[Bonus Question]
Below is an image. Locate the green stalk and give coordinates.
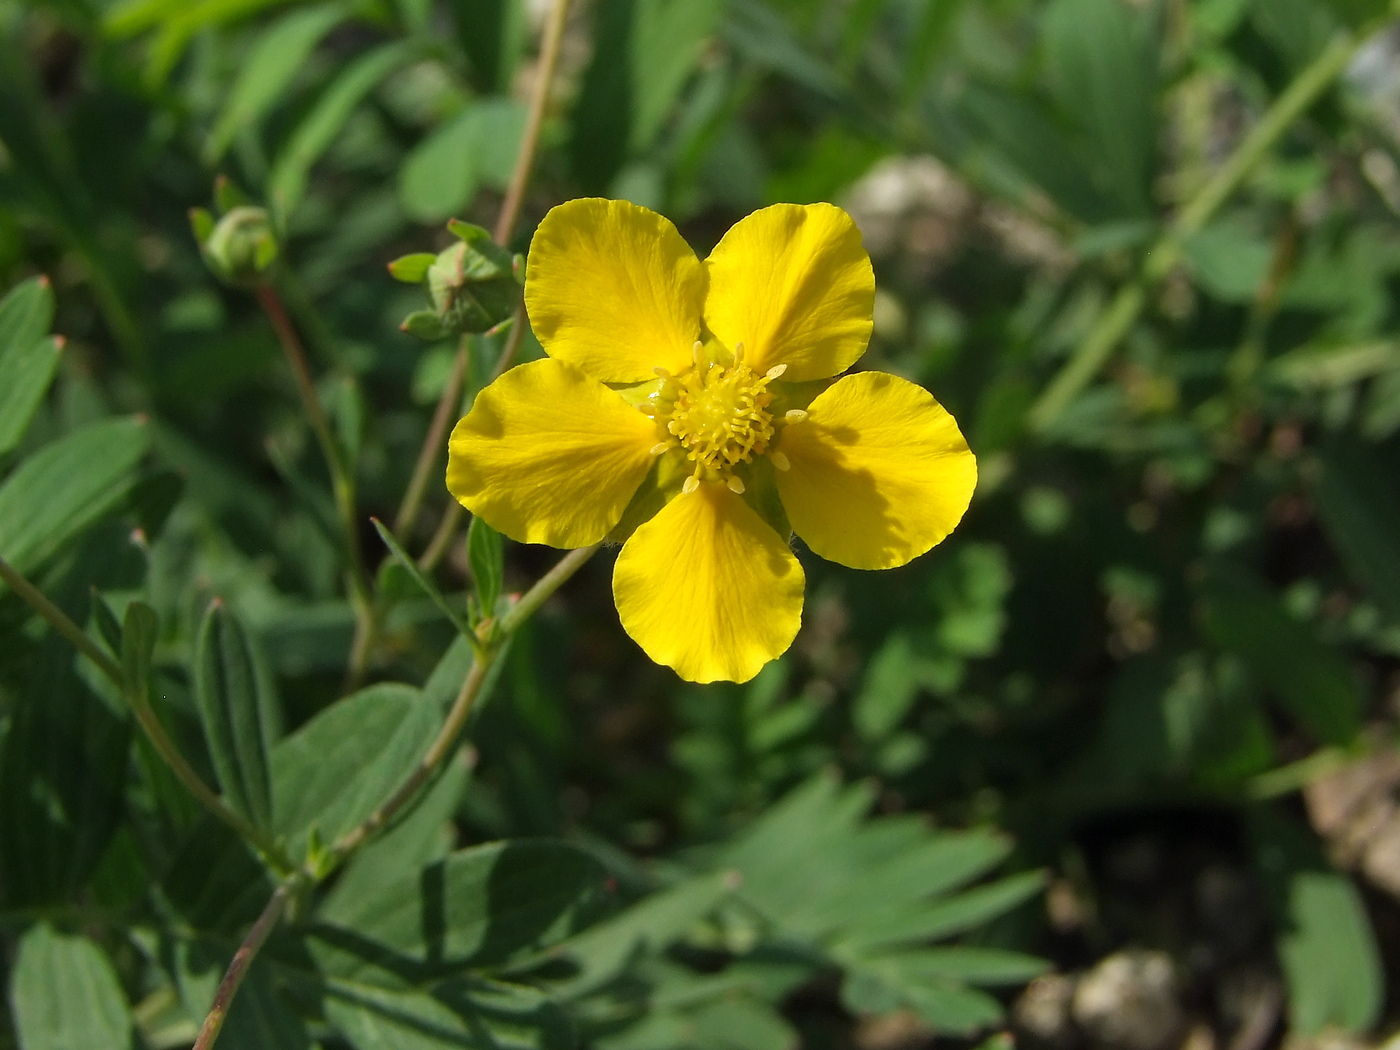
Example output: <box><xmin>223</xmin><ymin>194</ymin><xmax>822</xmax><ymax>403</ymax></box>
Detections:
<box><xmin>1027</xmin><ymin>28</ymin><xmax>1364</xmax><ymax>433</ymax></box>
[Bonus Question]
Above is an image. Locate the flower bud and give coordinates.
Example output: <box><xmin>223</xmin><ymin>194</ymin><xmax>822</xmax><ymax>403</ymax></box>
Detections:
<box><xmin>390</xmin><ymin>220</ymin><xmax>521</xmax><ymax>340</ymax></box>
<box><xmin>198</xmin><ymin>206</ymin><xmax>279</xmax><ymax>286</ymax></box>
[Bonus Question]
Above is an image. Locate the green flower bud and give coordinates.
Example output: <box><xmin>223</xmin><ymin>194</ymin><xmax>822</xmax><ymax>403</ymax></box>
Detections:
<box><xmin>200</xmin><ymin>206</ymin><xmax>279</xmax><ymax>286</ymax></box>
<box><xmin>390</xmin><ymin>221</ymin><xmax>521</xmax><ymax>340</ymax></box>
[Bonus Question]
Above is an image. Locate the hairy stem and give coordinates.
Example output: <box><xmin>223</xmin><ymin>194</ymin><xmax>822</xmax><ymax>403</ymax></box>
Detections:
<box><xmin>322</xmin><ymin>543</ymin><xmax>599</xmax><ymax>870</ymax></box>
<box><xmin>1027</xmin><ymin>28</ymin><xmax>1364</xmax><ymax>433</ymax></box>
<box><xmin>192</xmin><ymin>876</ymin><xmax>300</xmax><ymax>1050</ymax></box>
<box><xmin>494</xmin><ymin>0</ymin><xmax>573</xmax><ymax>247</ymax></box>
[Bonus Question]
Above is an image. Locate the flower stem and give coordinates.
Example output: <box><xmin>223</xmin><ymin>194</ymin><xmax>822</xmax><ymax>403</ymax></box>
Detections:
<box><xmin>254</xmin><ymin>284</ymin><xmax>376</xmax><ymax>681</ymax></box>
<box><xmin>394</xmin><ymin>337</ymin><xmax>470</xmax><ymax>538</ymax></box>
<box><xmin>1026</xmin><ymin>28</ymin><xmax>1363</xmax><ymax>433</ymax></box>
<box><xmin>0</xmin><ymin>555</ymin><xmax>122</xmax><ymax>686</ymax></box>
<box><xmin>192</xmin><ymin>875</ymin><xmax>301</xmax><ymax>1050</ymax></box>
<box><xmin>0</xmin><ymin>555</ymin><xmax>293</xmax><ymax>871</ymax></box>
<box><xmin>321</xmin><ymin>543</ymin><xmax>598</xmax><ymax>870</ymax></box>
<box><xmin>494</xmin><ymin>0</ymin><xmax>573</xmax><ymax>247</ymax></box>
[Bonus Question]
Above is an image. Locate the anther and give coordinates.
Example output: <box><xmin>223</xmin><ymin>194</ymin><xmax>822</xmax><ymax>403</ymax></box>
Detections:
<box><xmin>649</xmin><ymin>442</ymin><xmax>670</xmax><ymax>456</ymax></box>
<box><xmin>727</xmin><ymin>476</ymin><xmax>746</xmax><ymax>494</ymax></box>
<box><xmin>654</xmin><ymin>366</ymin><xmax>672</xmax><ymax>379</ymax></box>
<box><xmin>766</xmin><ymin>363</ymin><xmax>787</xmax><ymax>380</ymax></box>
<box><xmin>785</xmin><ymin>409</ymin><xmax>808</xmax><ymax>423</ymax></box>
<box><xmin>734</xmin><ymin>342</ymin><xmax>745</xmax><ymax>364</ymax></box>
<box><xmin>771</xmin><ymin>451</ymin><xmax>790</xmax><ymax>471</ymax></box>
<box><xmin>692</xmin><ymin>340</ymin><xmax>704</xmax><ymax>367</ymax></box>
<box><xmin>682</xmin><ymin>476</ymin><xmax>700</xmax><ymax>495</ymax></box>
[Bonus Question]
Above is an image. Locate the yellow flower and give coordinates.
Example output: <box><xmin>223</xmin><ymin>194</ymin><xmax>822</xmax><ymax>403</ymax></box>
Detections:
<box><xmin>447</xmin><ymin>198</ymin><xmax>976</xmax><ymax>684</ymax></box>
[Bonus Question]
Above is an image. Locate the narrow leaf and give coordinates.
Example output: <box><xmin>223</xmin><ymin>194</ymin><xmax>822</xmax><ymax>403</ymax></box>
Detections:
<box><xmin>195</xmin><ymin>600</ymin><xmax>278</xmax><ymax>831</ymax></box>
<box><xmin>467</xmin><ymin>515</ymin><xmax>503</xmax><ymax>621</ymax></box>
<box><xmin>0</xmin><ymin>338</ymin><xmax>61</xmax><ymax>458</ymax></box>
<box><xmin>373</xmin><ymin>518</ymin><xmax>475</xmax><ymax>641</ymax></box>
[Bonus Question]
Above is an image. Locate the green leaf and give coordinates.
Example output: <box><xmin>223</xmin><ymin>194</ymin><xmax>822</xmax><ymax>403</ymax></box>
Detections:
<box><xmin>0</xmin><ymin>277</ymin><xmax>59</xmax><ymax>457</ymax></box>
<box><xmin>450</xmin><ymin>0</ymin><xmax>528</xmax><ymax>94</ymax></box>
<box><xmin>842</xmin><ymin>962</ymin><xmax>1004</xmax><ymax>1034</ymax></box>
<box><xmin>90</xmin><ymin>591</ymin><xmax>124</xmax><ymax>655</ymax></box>
<box><xmin>569</xmin><ymin>0</ymin><xmax>725</xmax><ymax>192</ymax></box>
<box><xmin>0</xmin><ymin>638</ymin><xmax>131</xmax><ymax>907</ymax></box>
<box><xmin>270</xmin><ymin>683</ymin><xmax>439</xmax><ymax>858</ymax></box>
<box><xmin>312</xmin><ymin>840</ymin><xmax>608</xmax><ymax>983</ymax></box>
<box><xmin>853</xmin><ymin>632</ymin><xmax>919</xmax><ymax>741</ymax></box>
<box><xmin>1249</xmin><ymin>809</ymin><xmax>1382</xmax><ymax>1034</ymax></box>
<box><xmin>833</xmin><ymin>871</ymin><xmax>1047</xmax><ymax>953</ymax></box>
<box><xmin>554</xmin><ymin>870</ymin><xmax>736</xmax><ymax>996</ymax></box>
<box><xmin>1313</xmin><ymin>442</ymin><xmax>1400</xmax><ymax>625</ymax></box>
<box><xmin>10</xmin><ymin>923</ymin><xmax>132</xmax><ymax>1050</ymax></box>
<box><xmin>399</xmin><ymin>99</ymin><xmax>526</xmax><ymax>223</ymax></box>
<box><xmin>0</xmin><ymin>335</ymin><xmax>62</xmax><ymax>459</ymax></box>
<box><xmin>0</xmin><ymin>416</ymin><xmax>150</xmax><ymax>580</ymax></box>
<box><xmin>1200</xmin><ymin>569</ymin><xmax>1361</xmax><ymax>745</ymax></box>
<box><xmin>325</xmin><ymin>977</ymin><xmax>574</xmax><ymax>1050</ymax></box>
<box><xmin>372</xmin><ymin>518</ymin><xmax>475</xmax><ymax>641</ymax></box>
<box><xmin>1183</xmin><ymin>219</ymin><xmax>1274</xmax><ymax>303</ymax></box>
<box><xmin>268</xmin><ymin>39</ymin><xmax>423</xmax><ymax>218</ymax></box>
<box><xmin>119</xmin><ymin>599</ymin><xmax>158</xmax><ymax>702</ymax></box>
<box><xmin>0</xmin><ymin>275</ymin><xmax>55</xmax><ymax>353</ymax></box>
<box><xmin>195</xmin><ymin>600</ymin><xmax>279</xmax><ymax>831</ymax></box>
<box><xmin>1041</xmin><ymin>0</ymin><xmax>1158</xmax><ymax>217</ymax></box>
<box><xmin>320</xmin><ymin>756</ymin><xmax>468</xmax><ymax>920</ymax></box>
<box><xmin>467</xmin><ymin>515</ymin><xmax>503</xmax><ymax>623</ymax></box>
<box><xmin>206</xmin><ymin>3</ymin><xmax>347</xmax><ymax>160</ymax></box>
<box><xmin>859</xmin><ymin>947</ymin><xmax>1048</xmax><ymax>986</ymax></box>
<box><xmin>387</xmin><ymin>252</ymin><xmax>438</xmax><ymax>283</ymax></box>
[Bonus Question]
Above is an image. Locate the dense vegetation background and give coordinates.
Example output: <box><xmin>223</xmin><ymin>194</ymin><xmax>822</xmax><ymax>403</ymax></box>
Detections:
<box><xmin>4</xmin><ymin>0</ymin><xmax>1400</xmax><ymax>1047</ymax></box>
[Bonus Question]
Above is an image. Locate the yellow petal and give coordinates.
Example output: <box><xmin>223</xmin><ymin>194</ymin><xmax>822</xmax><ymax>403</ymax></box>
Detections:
<box><xmin>703</xmin><ymin>203</ymin><xmax>874</xmax><ymax>382</ymax></box>
<box><xmin>524</xmin><ymin>198</ymin><xmax>705</xmax><ymax>383</ymax></box>
<box><xmin>447</xmin><ymin>359</ymin><xmax>657</xmax><ymax>547</ymax></box>
<box><xmin>775</xmin><ymin>371</ymin><xmax>976</xmax><ymax>569</ymax></box>
<box><xmin>613</xmin><ymin>482</ymin><xmax>805</xmax><ymax>684</ymax></box>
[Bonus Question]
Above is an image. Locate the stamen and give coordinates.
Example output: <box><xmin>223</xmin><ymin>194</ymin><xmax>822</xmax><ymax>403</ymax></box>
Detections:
<box><xmin>649</xmin><ymin>442</ymin><xmax>670</xmax><ymax>456</ymax></box>
<box><xmin>771</xmin><ymin>451</ymin><xmax>790</xmax><ymax>471</ymax></box>
<box><xmin>785</xmin><ymin>409</ymin><xmax>808</xmax><ymax>423</ymax></box>
<box><xmin>692</xmin><ymin>340</ymin><xmax>704</xmax><ymax>367</ymax></box>
<box><xmin>727</xmin><ymin>476</ymin><xmax>746</xmax><ymax>494</ymax></box>
<box><xmin>766</xmin><ymin>363</ymin><xmax>787</xmax><ymax>380</ymax></box>
<box><xmin>682</xmin><ymin>476</ymin><xmax>700</xmax><ymax>495</ymax></box>
<box><xmin>734</xmin><ymin>342</ymin><xmax>745</xmax><ymax>365</ymax></box>
<box><xmin>654</xmin><ymin>366</ymin><xmax>672</xmax><ymax>379</ymax></box>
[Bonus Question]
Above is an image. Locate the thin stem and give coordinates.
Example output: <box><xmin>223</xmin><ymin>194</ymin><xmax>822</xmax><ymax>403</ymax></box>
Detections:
<box><xmin>322</xmin><ymin>543</ymin><xmax>599</xmax><ymax>870</ymax></box>
<box><xmin>494</xmin><ymin>0</ymin><xmax>574</xmax><ymax>246</ymax></box>
<box><xmin>255</xmin><ymin>284</ymin><xmax>376</xmax><ymax>682</ymax></box>
<box><xmin>417</xmin><ymin>307</ymin><xmax>529</xmax><ymax>574</ymax></box>
<box><xmin>418</xmin><ymin>503</ymin><xmax>464</xmax><ymax>574</ymax></box>
<box><xmin>1027</xmin><ymin>27</ymin><xmax>1364</xmax><ymax>433</ymax></box>
<box><xmin>0</xmin><ymin>555</ymin><xmax>122</xmax><ymax>686</ymax></box>
<box><xmin>394</xmin><ymin>339</ymin><xmax>469</xmax><ymax>537</ymax></box>
<box><xmin>0</xmin><ymin>555</ymin><xmax>293</xmax><ymax>870</ymax></box>
<box><xmin>192</xmin><ymin>876</ymin><xmax>300</xmax><ymax>1050</ymax></box>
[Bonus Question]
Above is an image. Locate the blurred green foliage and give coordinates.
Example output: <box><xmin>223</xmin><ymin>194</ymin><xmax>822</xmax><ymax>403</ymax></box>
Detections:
<box><xmin>4</xmin><ymin>0</ymin><xmax>1400</xmax><ymax>1046</ymax></box>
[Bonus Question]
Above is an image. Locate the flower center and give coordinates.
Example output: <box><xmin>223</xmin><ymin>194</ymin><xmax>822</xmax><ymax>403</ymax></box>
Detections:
<box><xmin>667</xmin><ymin>361</ymin><xmax>774</xmax><ymax>473</ymax></box>
<box><xmin>643</xmin><ymin>348</ymin><xmax>789</xmax><ymax>491</ymax></box>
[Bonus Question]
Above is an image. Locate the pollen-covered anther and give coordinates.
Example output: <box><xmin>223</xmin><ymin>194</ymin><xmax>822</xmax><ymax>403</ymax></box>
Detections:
<box><xmin>784</xmin><ymin>409</ymin><xmax>808</xmax><ymax>423</ymax></box>
<box><xmin>658</xmin><ymin>360</ymin><xmax>777</xmax><ymax>482</ymax></box>
<box><xmin>771</xmin><ymin>450</ymin><xmax>790</xmax><ymax>471</ymax></box>
<box><xmin>649</xmin><ymin>441</ymin><xmax>672</xmax><ymax>456</ymax></box>
<box><xmin>727</xmin><ymin>476</ymin><xmax>746</xmax><ymax>494</ymax></box>
<box><xmin>682</xmin><ymin>476</ymin><xmax>700</xmax><ymax>495</ymax></box>
<box><xmin>766</xmin><ymin>363</ymin><xmax>787</xmax><ymax>380</ymax></box>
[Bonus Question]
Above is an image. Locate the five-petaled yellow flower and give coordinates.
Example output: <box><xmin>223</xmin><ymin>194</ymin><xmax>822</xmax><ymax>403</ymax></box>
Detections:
<box><xmin>447</xmin><ymin>198</ymin><xmax>976</xmax><ymax>684</ymax></box>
